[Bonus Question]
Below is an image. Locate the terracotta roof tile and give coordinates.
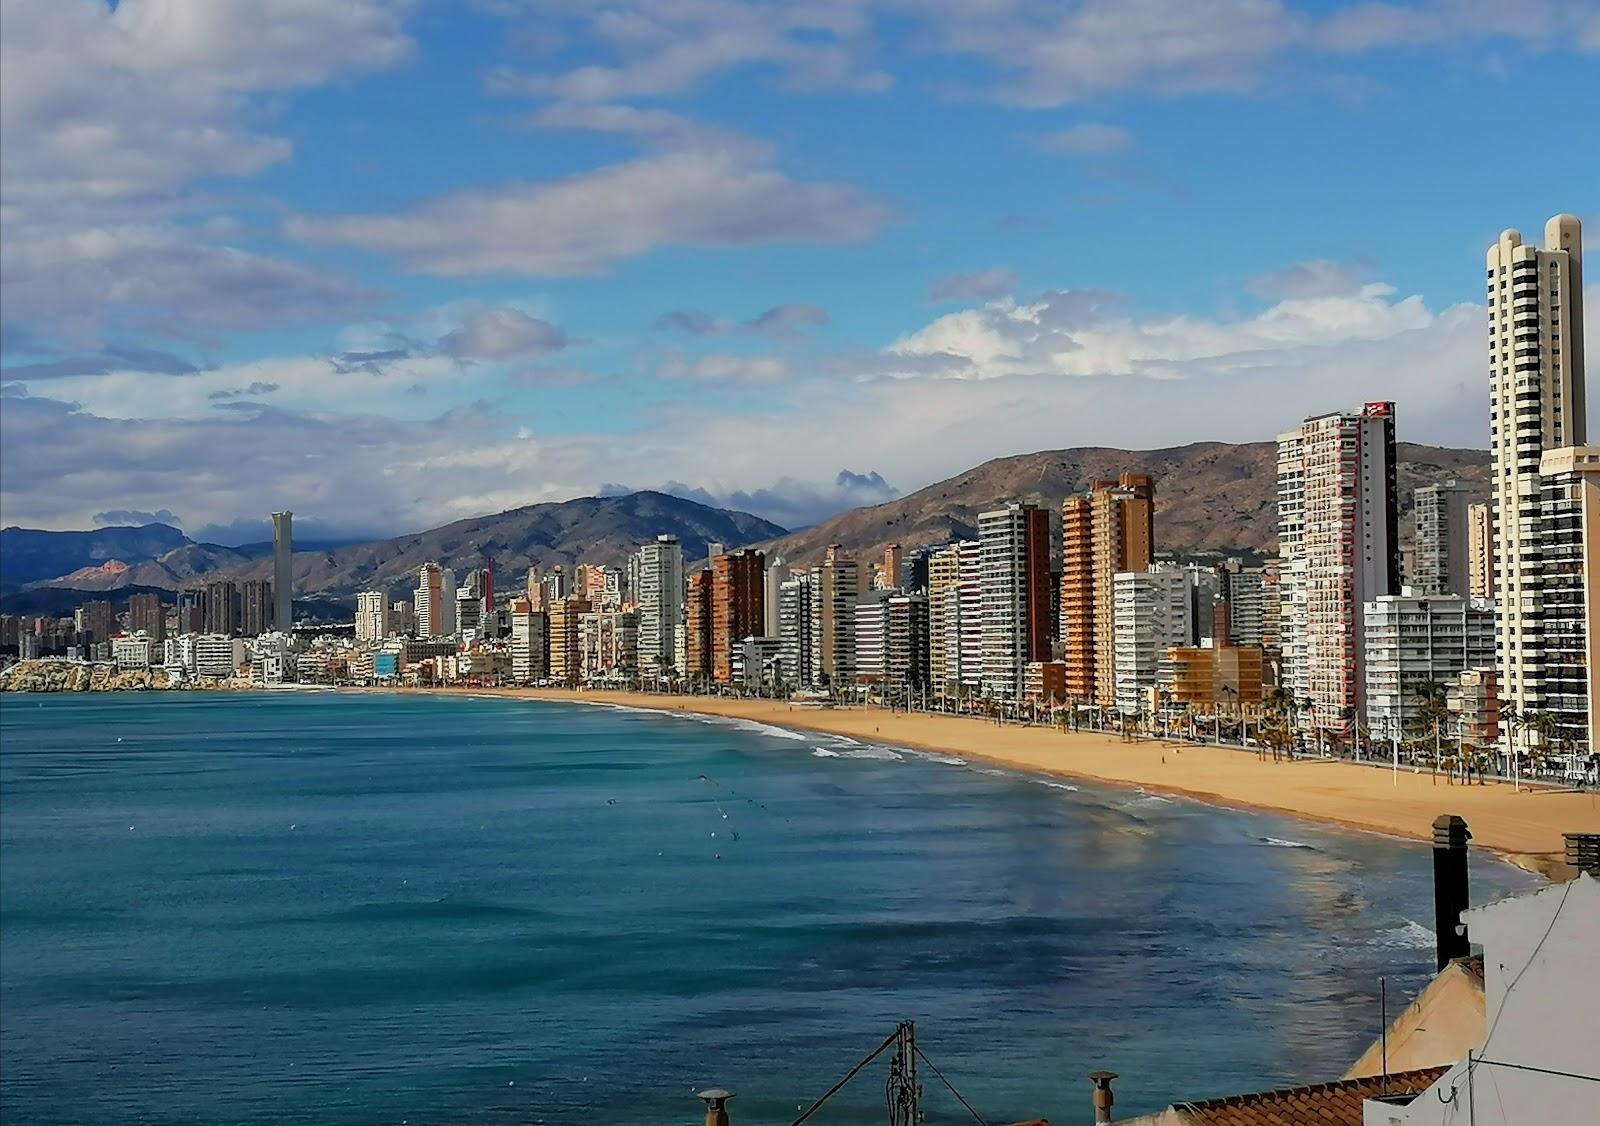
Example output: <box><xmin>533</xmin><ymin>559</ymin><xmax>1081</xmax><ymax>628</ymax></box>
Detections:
<box><xmin>1172</xmin><ymin>1066</ymin><xmax>1448</xmax><ymax>1125</ymax></box>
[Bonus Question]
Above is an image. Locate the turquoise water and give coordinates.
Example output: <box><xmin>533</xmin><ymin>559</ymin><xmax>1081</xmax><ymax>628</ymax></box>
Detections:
<box><xmin>0</xmin><ymin>692</ymin><xmax>1537</xmax><ymax>1125</ymax></box>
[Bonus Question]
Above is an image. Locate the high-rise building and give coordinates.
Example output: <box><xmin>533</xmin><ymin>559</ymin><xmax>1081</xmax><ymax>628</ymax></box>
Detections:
<box><xmin>271</xmin><ymin>511</ymin><xmax>293</xmax><ymax>633</ymax></box>
<box><xmin>633</xmin><ymin>535</ymin><xmax>685</xmax><ymax>674</ymax></box>
<box><xmin>884</xmin><ymin>593</ymin><xmax>929</xmax><ymax>692</ymax></box>
<box><xmin>1112</xmin><ymin>567</ymin><xmax>1196</xmax><ymax>716</ymax></box>
<box><xmin>127</xmin><ymin>592</ymin><xmax>165</xmax><ymax>644</ymax></box>
<box><xmin>1222</xmin><ymin>566</ymin><xmax>1267</xmax><ymax>648</ymax></box>
<box><xmin>509</xmin><ymin>598</ymin><xmax>549</xmax><ymax>683</ymax></box>
<box><xmin>1412</xmin><ymin>481</ymin><xmax>1472</xmax><ymax>595</ymax></box>
<box><xmin>241</xmin><ymin>579</ymin><xmax>273</xmax><ymax>636</ymax></box>
<box><xmin>548</xmin><ymin>595</ymin><xmax>592</xmax><ymax>682</ymax></box>
<box><xmin>414</xmin><ymin>563</ymin><xmax>457</xmax><ymax>638</ymax></box>
<box><xmin>684</xmin><ymin>568</ymin><xmax>713</xmax><ymax>681</ymax></box>
<box><xmin>355</xmin><ymin>591</ymin><xmax>390</xmax><ymax>642</ymax></box>
<box><xmin>979</xmin><ymin>503</ymin><xmax>1054</xmax><ymax>699</ymax></box>
<box><xmin>579</xmin><ymin>609</ymin><xmax>638</xmax><ymax>678</ymax></box>
<box><xmin>1488</xmin><ymin>216</ymin><xmax>1586</xmax><ymax>738</ymax></box>
<box><xmin>202</xmin><ymin>581</ymin><xmax>240</xmax><ymax>636</ymax></box>
<box><xmin>928</xmin><ymin>540</ymin><xmax>984</xmax><ymax>692</ymax></box>
<box><xmin>854</xmin><ymin>591</ymin><xmax>891</xmax><ymax>684</ymax></box>
<box><xmin>711</xmin><ymin>549</ymin><xmax>765</xmax><ymax>683</ymax></box>
<box><xmin>813</xmin><ymin>546</ymin><xmax>867</xmax><ymax>686</ymax></box>
<box><xmin>1362</xmin><ymin>592</ymin><xmax>1496</xmax><ymax>746</ymax></box>
<box><xmin>881</xmin><ymin>544</ymin><xmax>903</xmax><ymax>591</ymax></box>
<box><xmin>1062</xmin><ymin>475</ymin><xmax>1156</xmax><ymax>706</ymax></box>
<box><xmin>763</xmin><ymin>556</ymin><xmax>791</xmax><ymax>638</ymax></box>
<box><xmin>1278</xmin><ymin>404</ymin><xmax>1400</xmax><ymax>731</ymax></box>
<box><xmin>1538</xmin><ymin>446</ymin><xmax>1600</xmax><ymax>753</ymax></box>
<box><xmin>176</xmin><ymin>588</ymin><xmax>204</xmax><ymax>634</ymax></box>
<box><xmin>1466</xmin><ymin>502</ymin><xmax>1493</xmax><ymax>600</ymax></box>
<box><xmin>776</xmin><ymin>571</ymin><xmax>817</xmax><ymax>687</ymax></box>
<box><xmin>74</xmin><ymin>600</ymin><xmax>117</xmax><ymax>648</ymax></box>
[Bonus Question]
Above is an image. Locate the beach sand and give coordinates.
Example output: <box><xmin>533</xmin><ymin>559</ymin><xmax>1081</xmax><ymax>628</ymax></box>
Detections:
<box><xmin>426</xmin><ymin>687</ymin><xmax>1600</xmax><ymax>877</ymax></box>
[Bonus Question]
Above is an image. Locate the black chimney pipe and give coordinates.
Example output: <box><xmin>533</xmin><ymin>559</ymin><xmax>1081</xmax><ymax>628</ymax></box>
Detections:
<box><xmin>1431</xmin><ymin>814</ymin><xmax>1471</xmax><ymax>971</ymax></box>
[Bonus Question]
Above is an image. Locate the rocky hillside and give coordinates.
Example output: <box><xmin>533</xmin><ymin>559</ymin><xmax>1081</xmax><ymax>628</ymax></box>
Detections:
<box><xmin>760</xmin><ymin>441</ymin><xmax>1491</xmax><ymax>564</ymax></box>
<box><xmin>32</xmin><ymin>491</ymin><xmax>787</xmax><ymax>599</ymax></box>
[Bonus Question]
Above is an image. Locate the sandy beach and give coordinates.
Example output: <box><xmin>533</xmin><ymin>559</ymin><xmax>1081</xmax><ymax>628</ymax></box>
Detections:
<box><xmin>429</xmin><ymin>686</ymin><xmax>1600</xmax><ymax>877</ymax></box>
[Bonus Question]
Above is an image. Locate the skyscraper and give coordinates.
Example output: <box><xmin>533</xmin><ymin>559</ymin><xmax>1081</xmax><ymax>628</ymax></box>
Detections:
<box><xmin>414</xmin><ymin>563</ymin><xmax>457</xmax><ymax>638</ymax></box>
<box><xmin>271</xmin><ymin>511</ymin><xmax>292</xmax><ymax>633</ymax></box>
<box><xmin>684</xmin><ymin>568</ymin><xmax>713</xmax><ymax>680</ymax></box>
<box><xmin>241</xmin><ymin>579</ymin><xmax>273</xmax><ymax>636</ymax></box>
<box><xmin>1538</xmin><ymin>446</ymin><xmax>1600</xmax><ymax>753</ymax></box>
<box><xmin>763</xmin><ymin>556</ymin><xmax>791</xmax><ymax>637</ymax></box>
<box><xmin>1412</xmin><ymin>481</ymin><xmax>1472</xmax><ymax>595</ymax></box>
<box><xmin>202</xmin><ymin>580</ymin><xmax>241</xmax><ymax>636</ymax></box>
<box><xmin>978</xmin><ymin>503</ymin><xmax>1053</xmax><ymax>699</ymax></box>
<box><xmin>1061</xmin><ymin>474</ymin><xmax>1155</xmax><ymax>707</ymax></box>
<box><xmin>509</xmin><ymin>597</ymin><xmax>549</xmax><ymax>683</ymax></box>
<box><xmin>1488</xmin><ymin>216</ymin><xmax>1586</xmax><ymax>733</ymax></box>
<box><xmin>1466</xmin><ymin>502</ymin><xmax>1493</xmax><ymax>600</ymax></box>
<box><xmin>548</xmin><ymin>595</ymin><xmax>592</xmax><ymax>682</ymax></box>
<box><xmin>711</xmin><ymin>549</ymin><xmax>765</xmax><ymax>683</ymax></box>
<box><xmin>1277</xmin><ymin>404</ymin><xmax>1400</xmax><ymax>731</ymax></box>
<box><xmin>355</xmin><ymin>590</ymin><xmax>390</xmax><ymax>642</ymax></box>
<box><xmin>813</xmin><ymin>545</ymin><xmax>867</xmax><ymax>686</ymax></box>
<box><xmin>776</xmin><ymin>571</ymin><xmax>817</xmax><ymax>686</ymax></box>
<box><xmin>633</xmin><ymin>535</ymin><xmax>685</xmax><ymax>674</ymax></box>
<box><xmin>127</xmin><ymin>592</ymin><xmax>165</xmax><ymax>643</ymax></box>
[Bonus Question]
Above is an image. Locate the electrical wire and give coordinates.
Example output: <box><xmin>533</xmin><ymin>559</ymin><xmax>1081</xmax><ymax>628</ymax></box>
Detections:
<box><xmin>789</xmin><ymin>1029</ymin><xmax>900</xmax><ymax>1126</ymax></box>
<box><xmin>915</xmin><ymin>1044</ymin><xmax>990</xmax><ymax>1126</ymax></box>
<box><xmin>1480</xmin><ymin>880</ymin><xmax>1573</xmax><ymax>1056</ymax></box>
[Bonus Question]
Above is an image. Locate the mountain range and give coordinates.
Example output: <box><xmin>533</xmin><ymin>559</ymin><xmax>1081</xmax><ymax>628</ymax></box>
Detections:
<box><xmin>4</xmin><ymin>492</ymin><xmax>786</xmax><ymax>604</ymax></box>
<box><xmin>2</xmin><ymin>440</ymin><xmax>1491</xmax><ymax>610</ymax></box>
<box><xmin>762</xmin><ymin>440</ymin><xmax>1491</xmax><ymax>565</ymax></box>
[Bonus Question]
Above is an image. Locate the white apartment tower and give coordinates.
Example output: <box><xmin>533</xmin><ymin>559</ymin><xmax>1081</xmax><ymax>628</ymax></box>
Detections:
<box><xmin>633</xmin><ymin>535</ymin><xmax>685</xmax><ymax>673</ymax></box>
<box><xmin>354</xmin><ymin>590</ymin><xmax>390</xmax><ymax>642</ymax></box>
<box><xmin>414</xmin><ymin>562</ymin><xmax>457</xmax><ymax>638</ymax></box>
<box><xmin>928</xmin><ymin>541</ymin><xmax>984</xmax><ymax>692</ymax></box>
<box><xmin>1487</xmin><ymin>216</ymin><xmax>1586</xmax><ymax>731</ymax></box>
<box><xmin>1112</xmin><ymin>567</ymin><xmax>1195</xmax><ymax>716</ymax></box>
<box><xmin>1277</xmin><ymin>404</ymin><xmax>1400</xmax><ymax>731</ymax></box>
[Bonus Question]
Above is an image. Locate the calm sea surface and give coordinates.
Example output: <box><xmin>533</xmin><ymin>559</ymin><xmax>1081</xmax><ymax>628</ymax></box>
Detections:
<box><xmin>0</xmin><ymin>692</ymin><xmax>1538</xmax><ymax>1125</ymax></box>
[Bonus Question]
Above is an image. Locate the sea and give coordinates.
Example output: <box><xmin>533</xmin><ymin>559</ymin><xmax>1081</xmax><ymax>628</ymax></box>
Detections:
<box><xmin>0</xmin><ymin>692</ymin><xmax>1539</xmax><ymax>1125</ymax></box>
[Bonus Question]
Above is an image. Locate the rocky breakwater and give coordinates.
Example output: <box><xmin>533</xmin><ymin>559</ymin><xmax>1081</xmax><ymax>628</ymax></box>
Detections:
<box><xmin>0</xmin><ymin>660</ymin><xmax>173</xmax><ymax>693</ymax></box>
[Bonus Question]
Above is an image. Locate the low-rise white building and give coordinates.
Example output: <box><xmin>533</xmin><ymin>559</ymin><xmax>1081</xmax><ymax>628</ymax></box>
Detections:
<box><xmin>112</xmin><ymin>635</ymin><xmax>152</xmax><ymax>670</ymax></box>
<box><xmin>1362</xmin><ymin>873</ymin><xmax>1599</xmax><ymax>1126</ymax></box>
<box><xmin>193</xmin><ymin>635</ymin><xmax>247</xmax><ymax>678</ymax></box>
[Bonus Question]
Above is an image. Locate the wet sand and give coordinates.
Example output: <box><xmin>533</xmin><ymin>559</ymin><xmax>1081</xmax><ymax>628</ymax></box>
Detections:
<box><xmin>427</xmin><ymin>687</ymin><xmax>1600</xmax><ymax>877</ymax></box>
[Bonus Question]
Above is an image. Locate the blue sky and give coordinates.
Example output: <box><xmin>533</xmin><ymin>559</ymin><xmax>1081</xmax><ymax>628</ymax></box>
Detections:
<box><xmin>1</xmin><ymin>0</ymin><xmax>1596</xmax><ymax>542</ymax></box>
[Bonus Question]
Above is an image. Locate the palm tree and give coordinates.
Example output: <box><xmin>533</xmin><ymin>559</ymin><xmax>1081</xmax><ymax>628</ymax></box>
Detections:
<box><xmin>1409</xmin><ymin>679</ymin><xmax>1450</xmax><ymax>781</ymax></box>
<box><xmin>1523</xmin><ymin>710</ymin><xmax>1560</xmax><ymax>779</ymax></box>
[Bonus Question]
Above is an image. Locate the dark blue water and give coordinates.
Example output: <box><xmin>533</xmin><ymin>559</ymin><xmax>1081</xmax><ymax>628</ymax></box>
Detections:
<box><xmin>0</xmin><ymin>693</ymin><xmax>1537</xmax><ymax>1125</ymax></box>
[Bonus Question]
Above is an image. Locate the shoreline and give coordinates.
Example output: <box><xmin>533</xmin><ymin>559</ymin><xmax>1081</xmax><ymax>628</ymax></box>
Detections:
<box><xmin>418</xmin><ymin>686</ymin><xmax>1599</xmax><ymax>879</ymax></box>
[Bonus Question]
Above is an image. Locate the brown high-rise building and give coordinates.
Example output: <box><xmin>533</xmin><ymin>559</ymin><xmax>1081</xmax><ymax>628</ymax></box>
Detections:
<box><xmin>241</xmin><ymin>579</ymin><xmax>273</xmax><ymax>636</ymax></box>
<box><xmin>712</xmin><ymin>549</ymin><xmax>765</xmax><ymax>683</ymax></box>
<box><xmin>203</xmin><ymin>580</ymin><xmax>241</xmax><ymax>636</ymax></box>
<box><xmin>547</xmin><ymin>595</ymin><xmax>592</xmax><ymax>683</ymax></box>
<box><xmin>127</xmin><ymin>592</ymin><xmax>166</xmax><ymax>643</ymax></box>
<box><xmin>881</xmin><ymin>544</ymin><xmax>903</xmax><ymax>591</ymax></box>
<box><xmin>74</xmin><ymin>600</ymin><xmax>117</xmax><ymax>648</ymax></box>
<box><xmin>1061</xmin><ymin>473</ymin><xmax>1156</xmax><ymax>707</ymax></box>
<box><xmin>684</xmin><ymin>569</ymin><xmax>714</xmax><ymax>681</ymax></box>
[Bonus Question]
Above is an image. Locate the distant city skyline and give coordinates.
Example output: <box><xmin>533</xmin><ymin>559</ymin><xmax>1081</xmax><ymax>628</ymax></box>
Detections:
<box><xmin>1</xmin><ymin>1</ymin><xmax>1596</xmax><ymax>540</ymax></box>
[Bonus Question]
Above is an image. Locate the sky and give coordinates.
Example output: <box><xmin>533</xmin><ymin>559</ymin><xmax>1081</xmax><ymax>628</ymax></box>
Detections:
<box><xmin>1</xmin><ymin>1</ymin><xmax>1596</xmax><ymax>544</ymax></box>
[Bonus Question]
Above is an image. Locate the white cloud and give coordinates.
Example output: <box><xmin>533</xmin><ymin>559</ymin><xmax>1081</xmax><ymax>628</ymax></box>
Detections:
<box><xmin>1</xmin><ymin>0</ymin><xmax>412</xmax><ymax>213</ymax></box>
<box><xmin>286</xmin><ymin>149</ymin><xmax>890</xmax><ymax>276</ymax></box>
<box><xmin>438</xmin><ymin>308</ymin><xmax>569</xmax><ymax>359</ymax></box>
<box><xmin>887</xmin><ymin>283</ymin><xmax>1436</xmax><ymax>380</ymax></box>
<box><xmin>0</xmin><ymin>0</ymin><xmax>411</xmax><ymax>345</ymax></box>
<box><xmin>485</xmin><ymin>1</ymin><xmax>889</xmax><ymax>103</ymax></box>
